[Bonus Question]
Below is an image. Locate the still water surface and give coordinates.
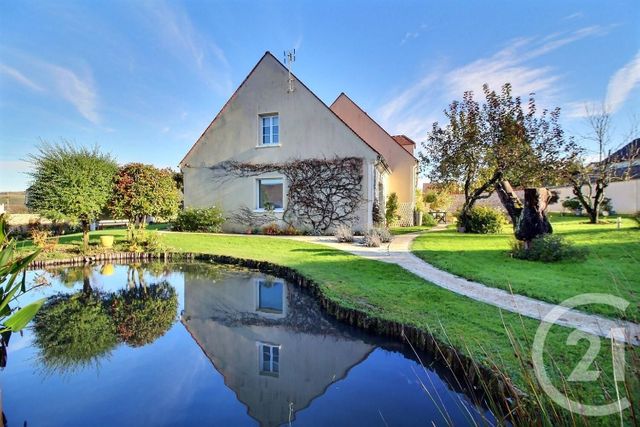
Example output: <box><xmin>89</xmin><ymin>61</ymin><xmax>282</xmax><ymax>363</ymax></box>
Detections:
<box><xmin>1</xmin><ymin>262</ymin><xmax>496</xmax><ymax>426</ymax></box>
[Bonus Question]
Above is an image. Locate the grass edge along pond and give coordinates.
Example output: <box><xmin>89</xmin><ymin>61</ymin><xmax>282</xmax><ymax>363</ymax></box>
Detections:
<box><xmin>19</xmin><ymin>228</ymin><xmax>640</xmax><ymax>424</ymax></box>
<box><xmin>411</xmin><ymin>215</ymin><xmax>640</xmax><ymax>321</ymax></box>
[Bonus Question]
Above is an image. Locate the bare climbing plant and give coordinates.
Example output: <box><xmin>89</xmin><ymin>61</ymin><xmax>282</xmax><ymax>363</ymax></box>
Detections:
<box><xmin>212</xmin><ymin>157</ymin><xmax>364</xmax><ymax>233</ymax></box>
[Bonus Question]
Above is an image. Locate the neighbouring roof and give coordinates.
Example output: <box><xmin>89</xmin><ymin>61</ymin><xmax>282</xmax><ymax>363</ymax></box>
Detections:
<box><xmin>392</xmin><ymin>135</ymin><xmax>417</xmax><ymax>154</ymax></box>
<box><xmin>179</xmin><ymin>52</ymin><xmax>383</xmax><ymax>167</ymax></box>
<box><xmin>330</xmin><ymin>93</ymin><xmax>418</xmax><ymax>164</ymax></box>
<box><xmin>607</xmin><ymin>138</ymin><xmax>639</xmax><ymax>162</ymax></box>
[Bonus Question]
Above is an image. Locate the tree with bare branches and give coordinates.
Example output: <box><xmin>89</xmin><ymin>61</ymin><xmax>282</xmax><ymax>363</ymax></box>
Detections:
<box><xmin>564</xmin><ymin>108</ymin><xmax>639</xmax><ymax>224</ymax></box>
<box><xmin>421</xmin><ymin>83</ymin><xmax>580</xmax><ymax>232</ymax></box>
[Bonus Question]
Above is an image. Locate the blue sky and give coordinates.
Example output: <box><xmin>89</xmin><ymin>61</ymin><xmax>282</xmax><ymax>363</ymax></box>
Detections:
<box><xmin>1</xmin><ymin>0</ymin><xmax>638</xmax><ymax>191</ymax></box>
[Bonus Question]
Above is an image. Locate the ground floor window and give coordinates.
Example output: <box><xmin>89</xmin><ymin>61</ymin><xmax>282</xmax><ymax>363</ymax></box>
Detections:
<box><xmin>257</xmin><ymin>178</ymin><xmax>284</xmax><ymax>210</ymax></box>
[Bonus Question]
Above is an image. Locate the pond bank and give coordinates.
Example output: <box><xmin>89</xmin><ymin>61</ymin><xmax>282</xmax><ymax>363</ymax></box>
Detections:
<box><xmin>29</xmin><ymin>251</ymin><xmax>521</xmax><ymax>414</ymax></box>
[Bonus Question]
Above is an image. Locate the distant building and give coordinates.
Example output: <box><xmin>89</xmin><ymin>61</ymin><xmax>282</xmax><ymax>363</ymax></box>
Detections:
<box><xmin>603</xmin><ymin>138</ymin><xmax>640</xmax><ymax>179</ymax></box>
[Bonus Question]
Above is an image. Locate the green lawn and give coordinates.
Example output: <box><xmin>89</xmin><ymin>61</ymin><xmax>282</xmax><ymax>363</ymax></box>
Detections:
<box><xmin>411</xmin><ymin>215</ymin><xmax>640</xmax><ymax>321</ymax></box>
<box><xmin>17</xmin><ymin>227</ymin><xmax>639</xmax><ymax>421</ymax></box>
<box><xmin>390</xmin><ymin>225</ymin><xmax>435</xmax><ymax>235</ymax></box>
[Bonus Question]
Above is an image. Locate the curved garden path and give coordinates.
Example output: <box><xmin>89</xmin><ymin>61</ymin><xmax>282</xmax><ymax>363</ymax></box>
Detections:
<box><xmin>285</xmin><ymin>228</ymin><xmax>640</xmax><ymax>346</ymax></box>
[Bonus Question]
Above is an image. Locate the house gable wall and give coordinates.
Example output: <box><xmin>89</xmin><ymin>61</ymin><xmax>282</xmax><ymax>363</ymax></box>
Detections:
<box><xmin>330</xmin><ymin>94</ymin><xmax>417</xmax><ymax>210</ymax></box>
<box><xmin>181</xmin><ymin>53</ymin><xmax>378</xmax><ymax>231</ymax></box>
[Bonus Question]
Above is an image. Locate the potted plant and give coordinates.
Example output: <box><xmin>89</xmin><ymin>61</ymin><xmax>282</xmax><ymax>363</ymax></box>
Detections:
<box><xmin>100</xmin><ymin>235</ymin><xmax>114</xmax><ymax>248</ymax></box>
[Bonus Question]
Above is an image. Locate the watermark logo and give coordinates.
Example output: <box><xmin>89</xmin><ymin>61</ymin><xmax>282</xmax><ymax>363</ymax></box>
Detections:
<box><xmin>532</xmin><ymin>293</ymin><xmax>631</xmax><ymax>417</ymax></box>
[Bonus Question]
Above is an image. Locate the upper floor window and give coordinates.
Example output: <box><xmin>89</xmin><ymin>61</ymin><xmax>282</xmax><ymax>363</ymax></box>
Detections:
<box><xmin>256</xmin><ymin>279</ymin><xmax>284</xmax><ymax>314</ymax></box>
<box><xmin>260</xmin><ymin>114</ymin><xmax>279</xmax><ymax>145</ymax></box>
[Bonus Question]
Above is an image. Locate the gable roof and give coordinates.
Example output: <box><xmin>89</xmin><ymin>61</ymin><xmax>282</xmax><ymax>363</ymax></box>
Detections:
<box><xmin>179</xmin><ymin>52</ymin><xmax>382</xmax><ymax>167</ymax></box>
<box><xmin>330</xmin><ymin>93</ymin><xmax>418</xmax><ymax>164</ymax></box>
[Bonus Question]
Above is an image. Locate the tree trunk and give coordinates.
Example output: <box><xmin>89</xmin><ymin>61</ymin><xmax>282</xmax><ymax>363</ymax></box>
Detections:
<box><xmin>82</xmin><ymin>220</ymin><xmax>90</xmax><ymax>253</ymax></box>
<box><xmin>82</xmin><ymin>266</ymin><xmax>92</xmax><ymax>295</ymax></box>
<box><xmin>494</xmin><ymin>180</ymin><xmax>523</xmax><ymax>227</ymax></box>
<box><xmin>458</xmin><ymin>200</ymin><xmax>476</xmax><ymax>232</ymax></box>
<box><xmin>515</xmin><ymin>188</ymin><xmax>553</xmax><ymax>244</ymax></box>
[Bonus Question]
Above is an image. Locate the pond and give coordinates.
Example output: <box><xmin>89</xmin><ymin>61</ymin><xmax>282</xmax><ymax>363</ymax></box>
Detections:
<box><xmin>1</xmin><ymin>262</ymin><xmax>498</xmax><ymax>426</ymax></box>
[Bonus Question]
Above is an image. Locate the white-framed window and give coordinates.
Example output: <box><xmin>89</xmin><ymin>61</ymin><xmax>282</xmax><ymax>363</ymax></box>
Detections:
<box><xmin>259</xmin><ymin>114</ymin><xmax>279</xmax><ymax>146</ymax></box>
<box><xmin>256</xmin><ymin>279</ymin><xmax>284</xmax><ymax>314</ymax></box>
<box><xmin>256</xmin><ymin>178</ymin><xmax>284</xmax><ymax>211</ymax></box>
<box><xmin>258</xmin><ymin>343</ymin><xmax>280</xmax><ymax>377</ymax></box>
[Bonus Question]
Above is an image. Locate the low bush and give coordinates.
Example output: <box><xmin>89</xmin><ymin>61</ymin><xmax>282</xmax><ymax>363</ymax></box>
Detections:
<box><xmin>262</xmin><ymin>223</ymin><xmax>280</xmax><ymax>235</ymax></box>
<box><xmin>144</xmin><ymin>232</ymin><xmax>168</xmax><ymax>253</ymax></box>
<box><xmin>375</xmin><ymin>227</ymin><xmax>392</xmax><ymax>243</ymax></box>
<box><xmin>362</xmin><ymin>231</ymin><xmax>381</xmax><ymax>247</ymax></box>
<box><xmin>361</xmin><ymin>227</ymin><xmax>392</xmax><ymax>247</ymax></box>
<box><xmin>511</xmin><ymin>234</ymin><xmax>588</xmax><ymax>262</ymax></box>
<box><xmin>172</xmin><ymin>207</ymin><xmax>224</xmax><ymax>233</ymax></box>
<box><xmin>421</xmin><ymin>213</ymin><xmax>437</xmax><ymax>227</ymax></box>
<box><xmin>463</xmin><ymin>207</ymin><xmax>506</xmax><ymax>234</ymax></box>
<box><xmin>30</xmin><ymin>228</ymin><xmax>51</xmax><ymax>248</ymax></box>
<box><xmin>334</xmin><ymin>224</ymin><xmax>354</xmax><ymax>243</ymax></box>
<box><xmin>561</xmin><ymin>197</ymin><xmax>582</xmax><ymax>212</ymax></box>
<box><xmin>282</xmin><ymin>225</ymin><xmax>302</xmax><ymax>235</ymax></box>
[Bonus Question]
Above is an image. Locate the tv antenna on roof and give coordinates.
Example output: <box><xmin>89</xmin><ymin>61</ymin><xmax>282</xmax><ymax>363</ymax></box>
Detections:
<box><xmin>284</xmin><ymin>49</ymin><xmax>296</xmax><ymax>93</ymax></box>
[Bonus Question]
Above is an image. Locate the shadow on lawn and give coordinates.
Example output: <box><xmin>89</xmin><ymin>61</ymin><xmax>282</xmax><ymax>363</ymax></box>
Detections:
<box><xmin>291</xmin><ymin>248</ymin><xmax>349</xmax><ymax>257</ymax></box>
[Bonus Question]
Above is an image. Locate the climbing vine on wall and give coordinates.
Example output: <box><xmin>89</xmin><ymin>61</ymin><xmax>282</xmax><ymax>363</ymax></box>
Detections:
<box><xmin>212</xmin><ymin>157</ymin><xmax>363</xmax><ymax>232</ymax></box>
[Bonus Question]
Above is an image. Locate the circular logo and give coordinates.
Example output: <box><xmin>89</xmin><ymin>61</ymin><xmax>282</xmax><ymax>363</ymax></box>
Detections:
<box><xmin>532</xmin><ymin>293</ymin><xmax>631</xmax><ymax>416</ymax></box>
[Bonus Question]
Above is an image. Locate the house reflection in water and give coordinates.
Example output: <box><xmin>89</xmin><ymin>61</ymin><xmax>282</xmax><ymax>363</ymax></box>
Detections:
<box><xmin>182</xmin><ymin>268</ymin><xmax>375</xmax><ymax>427</ymax></box>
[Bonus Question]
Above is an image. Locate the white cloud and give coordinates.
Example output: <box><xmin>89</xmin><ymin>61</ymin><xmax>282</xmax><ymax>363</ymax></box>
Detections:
<box><xmin>605</xmin><ymin>51</ymin><xmax>640</xmax><ymax>113</ymax></box>
<box><xmin>377</xmin><ymin>25</ymin><xmax>613</xmax><ymax>140</ymax></box>
<box><xmin>562</xmin><ymin>100</ymin><xmax>601</xmax><ymax>119</ymax></box>
<box><xmin>400</xmin><ymin>32</ymin><xmax>419</xmax><ymax>45</ymax></box>
<box><xmin>0</xmin><ymin>56</ymin><xmax>100</xmax><ymax>124</ymax></box>
<box><xmin>400</xmin><ymin>23</ymin><xmax>427</xmax><ymax>46</ymax></box>
<box><xmin>563</xmin><ymin>12</ymin><xmax>584</xmax><ymax>21</ymax></box>
<box><xmin>145</xmin><ymin>1</ymin><xmax>232</xmax><ymax>95</ymax></box>
<box><xmin>48</xmin><ymin>64</ymin><xmax>100</xmax><ymax>124</ymax></box>
<box><xmin>0</xmin><ymin>64</ymin><xmax>43</xmax><ymax>91</ymax></box>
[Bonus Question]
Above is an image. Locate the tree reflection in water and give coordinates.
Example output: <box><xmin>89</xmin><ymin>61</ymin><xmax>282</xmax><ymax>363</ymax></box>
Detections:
<box><xmin>109</xmin><ymin>266</ymin><xmax>178</xmax><ymax>347</ymax></box>
<box><xmin>32</xmin><ymin>265</ymin><xmax>178</xmax><ymax>374</ymax></box>
<box><xmin>32</xmin><ymin>290</ymin><xmax>117</xmax><ymax>375</ymax></box>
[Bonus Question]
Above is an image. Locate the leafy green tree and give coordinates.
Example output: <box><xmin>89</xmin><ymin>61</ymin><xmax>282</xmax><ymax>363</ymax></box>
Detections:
<box><xmin>26</xmin><ymin>142</ymin><xmax>118</xmax><ymax>251</ymax></box>
<box><xmin>109</xmin><ymin>163</ymin><xmax>181</xmax><ymax>226</ymax></box>
<box><xmin>421</xmin><ymin>84</ymin><xmax>580</xmax><ymax>231</ymax></box>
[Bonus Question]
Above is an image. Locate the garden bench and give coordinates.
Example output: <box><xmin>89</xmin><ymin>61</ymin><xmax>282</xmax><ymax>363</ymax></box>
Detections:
<box><xmin>429</xmin><ymin>211</ymin><xmax>447</xmax><ymax>224</ymax></box>
<box><xmin>98</xmin><ymin>219</ymin><xmax>129</xmax><ymax>229</ymax></box>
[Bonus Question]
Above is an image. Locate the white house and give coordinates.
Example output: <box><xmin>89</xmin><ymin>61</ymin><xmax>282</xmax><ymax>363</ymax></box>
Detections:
<box><xmin>180</xmin><ymin>52</ymin><xmax>417</xmax><ymax>232</ymax></box>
